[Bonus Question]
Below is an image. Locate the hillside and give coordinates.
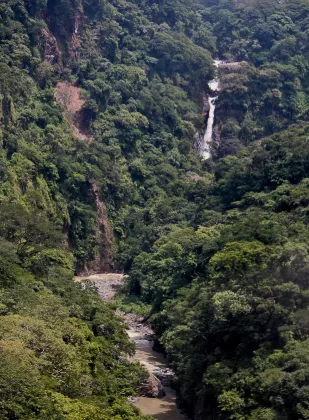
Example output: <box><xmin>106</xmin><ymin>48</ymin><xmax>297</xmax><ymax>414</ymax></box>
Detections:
<box><xmin>2</xmin><ymin>0</ymin><xmax>309</xmax><ymax>419</ymax></box>
<box><xmin>0</xmin><ymin>0</ymin><xmax>213</xmax><ymax>418</ymax></box>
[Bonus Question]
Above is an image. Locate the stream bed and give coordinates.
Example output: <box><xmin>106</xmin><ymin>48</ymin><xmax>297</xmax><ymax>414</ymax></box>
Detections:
<box><xmin>75</xmin><ymin>273</ymin><xmax>186</xmax><ymax>420</ymax></box>
<box><xmin>128</xmin><ymin>329</ymin><xmax>186</xmax><ymax>420</ymax></box>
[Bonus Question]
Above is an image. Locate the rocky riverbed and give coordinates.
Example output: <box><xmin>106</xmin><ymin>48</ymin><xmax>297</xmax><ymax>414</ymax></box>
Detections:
<box><xmin>75</xmin><ymin>273</ymin><xmax>187</xmax><ymax>420</ymax></box>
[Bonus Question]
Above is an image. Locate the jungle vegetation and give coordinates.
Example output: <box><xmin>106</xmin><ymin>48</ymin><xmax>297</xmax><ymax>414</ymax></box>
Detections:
<box><xmin>2</xmin><ymin>0</ymin><xmax>309</xmax><ymax>419</ymax></box>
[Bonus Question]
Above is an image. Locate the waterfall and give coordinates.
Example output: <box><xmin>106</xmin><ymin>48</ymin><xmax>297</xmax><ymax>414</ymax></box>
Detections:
<box><xmin>200</xmin><ymin>60</ymin><xmax>221</xmax><ymax>159</ymax></box>
<box><xmin>201</xmin><ymin>96</ymin><xmax>218</xmax><ymax>159</ymax></box>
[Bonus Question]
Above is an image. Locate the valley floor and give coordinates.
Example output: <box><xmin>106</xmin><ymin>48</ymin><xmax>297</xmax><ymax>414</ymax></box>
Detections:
<box><xmin>75</xmin><ymin>273</ymin><xmax>186</xmax><ymax>420</ymax></box>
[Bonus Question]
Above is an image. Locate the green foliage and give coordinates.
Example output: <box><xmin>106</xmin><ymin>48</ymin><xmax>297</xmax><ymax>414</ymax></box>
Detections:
<box><xmin>4</xmin><ymin>0</ymin><xmax>309</xmax><ymax>418</ymax></box>
<box><xmin>0</xmin><ymin>262</ymin><xmax>148</xmax><ymax>418</ymax></box>
<box><xmin>0</xmin><ymin>0</ymin><xmax>214</xmax><ymax>416</ymax></box>
<box><xmin>128</xmin><ymin>122</ymin><xmax>309</xmax><ymax>419</ymax></box>
<box><xmin>198</xmin><ymin>0</ymin><xmax>309</xmax><ymax>156</ymax></box>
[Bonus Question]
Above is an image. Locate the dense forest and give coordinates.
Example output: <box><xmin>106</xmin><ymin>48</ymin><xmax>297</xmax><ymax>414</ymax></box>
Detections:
<box><xmin>2</xmin><ymin>0</ymin><xmax>309</xmax><ymax>418</ymax></box>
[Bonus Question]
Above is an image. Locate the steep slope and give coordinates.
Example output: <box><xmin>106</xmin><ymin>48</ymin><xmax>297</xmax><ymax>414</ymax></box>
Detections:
<box><xmin>0</xmin><ymin>0</ymin><xmax>214</xmax><ymax>272</ymax></box>
<box><xmin>128</xmin><ymin>121</ymin><xmax>309</xmax><ymax>419</ymax></box>
<box><xmin>0</xmin><ymin>0</ymin><xmax>214</xmax><ymax>418</ymax></box>
<box><xmin>3</xmin><ymin>0</ymin><xmax>309</xmax><ymax>419</ymax></box>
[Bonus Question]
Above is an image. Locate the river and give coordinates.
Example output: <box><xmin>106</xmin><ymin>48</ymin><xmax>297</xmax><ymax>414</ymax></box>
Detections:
<box><xmin>75</xmin><ymin>273</ymin><xmax>186</xmax><ymax>420</ymax></box>
<box><xmin>130</xmin><ymin>328</ymin><xmax>186</xmax><ymax>419</ymax></box>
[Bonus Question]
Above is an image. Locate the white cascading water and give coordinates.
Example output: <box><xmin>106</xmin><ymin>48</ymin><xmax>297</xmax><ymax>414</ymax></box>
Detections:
<box><xmin>202</xmin><ymin>95</ymin><xmax>218</xmax><ymax>159</ymax></box>
<box><xmin>201</xmin><ymin>60</ymin><xmax>221</xmax><ymax>159</ymax></box>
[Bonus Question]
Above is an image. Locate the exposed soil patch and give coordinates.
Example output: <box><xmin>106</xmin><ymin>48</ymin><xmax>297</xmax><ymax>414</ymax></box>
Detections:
<box><xmin>54</xmin><ymin>82</ymin><xmax>92</xmax><ymax>142</ymax></box>
<box><xmin>55</xmin><ymin>82</ymin><xmax>84</xmax><ymax>113</ymax></box>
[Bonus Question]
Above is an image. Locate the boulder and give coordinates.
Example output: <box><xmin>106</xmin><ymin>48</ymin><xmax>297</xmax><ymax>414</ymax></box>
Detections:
<box><xmin>140</xmin><ymin>373</ymin><xmax>166</xmax><ymax>398</ymax></box>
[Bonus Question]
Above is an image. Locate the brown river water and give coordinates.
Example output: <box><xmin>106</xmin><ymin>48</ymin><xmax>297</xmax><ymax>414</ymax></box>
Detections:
<box><xmin>75</xmin><ymin>274</ymin><xmax>186</xmax><ymax>420</ymax></box>
<box><xmin>128</xmin><ymin>329</ymin><xmax>186</xmax><ymax>420</ymax></box>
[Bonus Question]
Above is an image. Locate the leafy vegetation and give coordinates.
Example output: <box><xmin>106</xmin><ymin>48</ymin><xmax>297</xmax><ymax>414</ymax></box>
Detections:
<box><xmin>0</xmin><ymin>0</ymin><xmax>213</xmax><ymax>417</ymax></box>
<box><xmin>129</xmin><ymin>122</ymin><xmax>309</xmax><ymax>419</ymax></box>
<box><xmin>209</xmin><ymin>0</ymin><xmax>309</xmax><ymax>157</ymax></box>
<box><xmin>3</xmin><ymin>0</ymin><xmax>309</xmax><ymax>418</ymax></box>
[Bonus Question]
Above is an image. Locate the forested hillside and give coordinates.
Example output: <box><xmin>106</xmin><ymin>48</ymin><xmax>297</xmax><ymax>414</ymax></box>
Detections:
<box><xmin>2</xmin><ymin>0</ymin><xmax>309</xmax><ymax>418</ymax></box>
<box><xmin>0</xmin><ymin>0</ymin><xmax>213</xmax><ymax>417</ymax></box>
<box><xmin>211</xmin><ymin>0</ymin><xmax>309</xmax><ymax>157</ymax></box>
<box><xmin>125</xmin><ymin>1</ymin><xmax>309</xmax><ymax>419</ymax></box>
<box><xmin>0</xmin><ymin>0</ymin><xmax>214</xmax><ymax>417</ymax></box>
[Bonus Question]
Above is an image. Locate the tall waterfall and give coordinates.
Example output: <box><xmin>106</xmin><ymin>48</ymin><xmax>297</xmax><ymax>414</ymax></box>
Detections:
<box><xmin>201</xmin><ymin>60</ymin><xmax>221</xmax><ymax>159</ymax></box>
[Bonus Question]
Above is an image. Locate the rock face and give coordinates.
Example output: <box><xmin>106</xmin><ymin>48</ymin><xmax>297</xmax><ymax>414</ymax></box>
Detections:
<box><xmin>140</xmin><ymin>373</ymin><xmax>166</xmax><ymax>398</ymax></box>
<box><xmin>153</xmin><ymin>367</ymin><xmax>175</xmax><ymax>387</ymax></box>
<box><xmin>218</xmin><ymin>60</ymin><xmax>246</xmax><ymax>73</ymax></box>
<box><xmin>46</xmin><ymin>4</ymin><xmax>115</xmax><ymax>276</ymax></box>
<box><xmin>69</xmin><ymin>12</ymin><xmax>83</xmax><ymax>64</ymax></box>
<box><xmin>202</xmin><ymin>92</ymin><xmax>211</xmax><ymax>115</ymax></box>
<box><xmin>39</xmin><ymin>28</ymin><xmax>62</xmax><ymax>69</ymax></box>
<box><xmin>79</xmin><ymin>183</ymin><xmax>115</xmax><ymax>275</ymax></box>
<box><xmin>42</xmin><ymin>1</ymin><xmax>85</xmax><ymax>66</ymax></box>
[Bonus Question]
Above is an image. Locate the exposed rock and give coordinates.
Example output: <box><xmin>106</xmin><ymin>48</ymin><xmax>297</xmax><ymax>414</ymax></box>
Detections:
<box><xmin>127</xmin><ymin>396</ymin><xmax>138</xmax><ymax>404</ymax></box>
<box><xmin>217</xmin><ymin>60</ymin><xmax>246</xmax><ymax>73</ymax></box>
<box><xmin>139</xmin><ymin>373</ymin><xmax>166</xmax><ymax>398</ymax></box>
<box><xmin>55</xmin><ymin>83</ymin><xmax>114</xmax><ymax>275</ymax></box>
<box><xmin>79</xmin><ymin>183</ymin><xmax>115</xmax><ymax>275</ymax></box>
<box><xmin>39</xmin><ymin>28</ymin><xmax>62</xmax><ymax>68</ymax></box>
<box><xmin>69</xmin><ymin>12</ymin><xmax>83</xmax><ymax>64</ymax></box>
<box><xmin>213</xmin><ymin>126</ymin><xmax>220</xmax><ymax>149</ymax></box>
<box><xmin>54</xmin><ymin>82</ymin><xmax>84</xmax><ymax>114</ymax></box>
<box><xmin>186</xmin><ymin>171</ymin><xmax>203</xmax><ymax>181</ymax></box>
<box><xmin>202</xmin><ymin>93</ymin><xmax>210</xmax><ymax>116</ymax></box>
<box><xmin>118</xmin><ymin>311</ymin><xmax>154</xmax><ymax>337</ymax></box>
<box><xmin>153</xmin><ymin>367</ymin><xmax>174</xmax><ymax>387</ymax></box>
<box><xmin>74</xmin><ymin>273</ymin><xmax>125</xmax><ymax>301</ymax></box>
